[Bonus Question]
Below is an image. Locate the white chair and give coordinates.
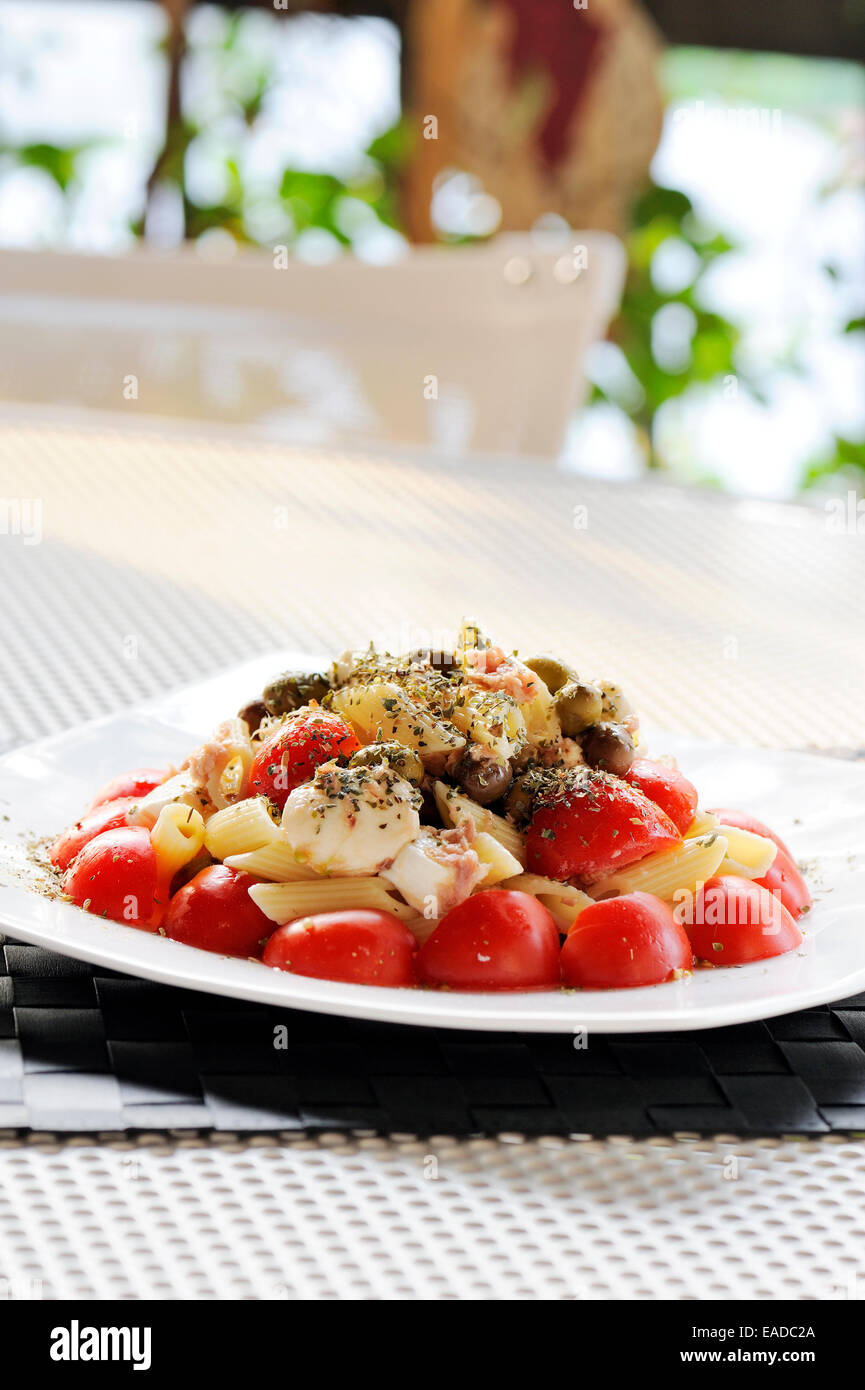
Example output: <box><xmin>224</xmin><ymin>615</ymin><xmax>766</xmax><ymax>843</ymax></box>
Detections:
<box><xmin>0</xmin><ymin>232</ymin><xmax>624</xmax><ymax>456</ymax></box>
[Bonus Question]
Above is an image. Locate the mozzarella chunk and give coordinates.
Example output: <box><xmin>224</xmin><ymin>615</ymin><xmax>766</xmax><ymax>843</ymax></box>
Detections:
<box><xmin>381</xmin><ymin>826</ymin><xmax>486</xmax><ymax>917</ymax></box>
<box><xmin>281</xmin><ymin>762</ymin><xmax>420</xmax><ymax>875</ymax></box>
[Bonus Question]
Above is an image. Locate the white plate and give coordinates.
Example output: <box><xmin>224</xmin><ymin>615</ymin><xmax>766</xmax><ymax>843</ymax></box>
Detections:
<box><xmin>0</xmin><ymin>653</ymin><xmax>862</xmax><ymax>1033</ymax></box>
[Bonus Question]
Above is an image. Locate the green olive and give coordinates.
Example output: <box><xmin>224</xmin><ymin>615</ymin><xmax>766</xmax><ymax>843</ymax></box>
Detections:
<box><xmin>555</xmin><ymin>680</ymin><xmax>604</xmax><ymax>736</ymax></box>
<box><xmin>504</xmin><ymin>767</ymin><xmax>550</xmax><ymax>826</ymax></box>
<box><xmin>523</xmin><ymin>655</ymin><xmax>577</xmax><ymax>695</ymax></box>
<box><xmin>349</xmin><ymin>741</ymin><xmax>424</xmax><ymax>787</ymax></box>
<box><xmin>262</xmin><ymin>670</ymin><xmax>330</xmax><ymax>716</ymax></box>
<box><xmin>580</xmin><ymin>721</ymin><xmax>635</xmax><ymax>776</ymax></box>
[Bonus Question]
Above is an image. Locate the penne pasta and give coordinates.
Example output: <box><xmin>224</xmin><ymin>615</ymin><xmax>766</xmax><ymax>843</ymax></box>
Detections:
<box><xmin>474</xmin><ymin>832</ymin><xmax>524</xmax><ymax>885</ymax></box>
<box><xmin>150</xmin><ymin>803</ymin><xmax>206</xmax><ymax>880</ymax></box>
<box><xmin>502</xmin><ymin>872</ymin><xmax>594</xmax><ymax>932</ymax></box>
<box><xmin>403</xmin><ymin>914</ymin><xmax>440</xmax><ymax>946</ymax></box>
<box><xmin>192</xmin><ymin>717</ymin><xmax>254</xmax><ymax>811</ymax></box>
<box><xmin>224</xmin><ymin>727</ymin><xmax>254</xmax><ymax>806</ymax></box>
<box><xmin>249</xmin><ymin>876</ymin><xmax>416</xmax><ymax>925</ymax></box>
<box><xmin>684</xmin><ymin>809</ymin><xmax>720</xmax><ymax>838</ymax></box>
<box><xmin>225</xmin><ymin>838</ymin><xmax>320</xmax><ymax>882</ymax></box>
<box><xmin>589</xmin><ymin>832</ymin><xmax>729</xmax><ymax>902</ymax></box>
<box><xmin>433</xmin><ymin>781</ymin><xmax>527</xmax><ymax>865</ymax></box>
<box><xmin>204</xmin><ymin>798</ymin><xmax>280</xmax><ymax>860</ymax></box>
<box><xmin>716</xmin><ymin>825</ymin><xmax>777</xmax><ymax>879</ymax></box>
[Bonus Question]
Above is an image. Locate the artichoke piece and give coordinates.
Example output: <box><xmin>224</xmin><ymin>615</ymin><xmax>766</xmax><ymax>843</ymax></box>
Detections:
<box><xmin>349</xmin><ymin>741</ymin><xmax>425</xmax><ymax>788</ymax></box>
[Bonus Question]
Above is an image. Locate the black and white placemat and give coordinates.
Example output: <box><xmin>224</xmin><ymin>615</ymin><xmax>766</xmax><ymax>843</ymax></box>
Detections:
<box><xmin>2</xmin><ymin>937</ymin><xmax>864</xmax><ymax>1137</ymax></box>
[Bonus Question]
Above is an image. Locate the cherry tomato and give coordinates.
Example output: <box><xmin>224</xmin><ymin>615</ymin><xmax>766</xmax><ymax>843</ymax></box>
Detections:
<box><xmin>89</xmin><ymin>767</ymin><xmax>169</xmax><ymax>810</ymax></box>
<box><xmin>679</xmin><ymin>875</ymin><xmax>803</xmax><ymax>965</ymax></box>
<box><xmin>707</xmin><ymin>808</ymin><xmax>810</xmax><ymax>918</ymax></box>
<box><xmin>624</xmin><ymin>759</ymin><xmax>698</xmax><ymax>834</ymax></box>
<box><xmin>50</xmin><ymin>796</ymin><xmax>136</xmax><ymax>873</ymax></box>
<box><xmin>163</xmin><ymin>865</ymin><xmax>272</xmax><ymax>959</ymax></box>
<box><xmin>62</xmin><ymin>827</ymin><xmax>160</xmax><ymax>929</ymax></box>
<box><xmin>560</xmin><ymin>892</ymin><xmax>693</xmax><ymax>989</ymax></box>
<box><xmin>419</xmin><ymin>890</ymin><xmax>561</xmax><ymax>991</ymax></box>
<box><xmin>526</xmin><ymin>773</ymin><xmax>680</xmax><ymax>883</ymax></box>
<box><xmin>249</xmin><ymin>710</ymin><xmax>360</xmax><ymax>808</ymax></box>
<box><xmin>263</xmin><ymin>910</ymin><xmax>418</xmax><ymax>986</ymax></box>
<box><xmin>708</xmin><ymin>807</ymin><xmax>793</xmax><ymax>858</ymax></box>
<box><xmin>754</xmin><ymin>848</ymin><xmax>812</xmax><ymax>920</ymax></box>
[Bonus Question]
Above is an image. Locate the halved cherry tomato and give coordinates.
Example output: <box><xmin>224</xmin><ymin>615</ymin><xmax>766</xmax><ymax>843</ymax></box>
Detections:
<box><xmin>754</xmin><ymin>848</ymin><xmax>812</xmax><ymax>920</ymax></box>
<box><xmin>419</xmin><ymin>890</ymin><xmax>560</xmax><ymax>991</ymax></box>
<box><xmin>708</xmin><ymin>807</ymin><xmax>793</xmax><ymax>858</ymax></box>
<box><xmin>89</xmin><ymin>767</ymin><xmax>169</xmax><ymax>810</ymax></box>
<box><xmin>708</xmin><ymin>808</ymin><xmax>810</xmax><ymax>919</ymax></box>
<box><xmin>249</xmin><ymin>710</ymin><xmax>360</xmax><ymax>809</ymax></box>
<box><xmin>62</xmin><ymin>826</ymin><xmax>160</xmax><ymax>929</ymax></box>
<box><xmin>526</xmin><ymin>772</ymin><xmax>680</xmax><ymax>883</ymax></box>
<box><xmin>164</xmin><ymin>865</ymin><xmax>272</xmax><ymax>959</ymax></box>
<box><xmin>624</xmin><ymin>759</ymin><xmax>698</xmax><ymax>834</ymax></box>
<box><xmin>263</xmin><ymin>910</ymin><xmax>418</xmax><ymax>986</ymax></box>
<box><xmin>679</xmin><ymin>875</ymin><xmax>803</xmax><ymax>965</ymax></box>
<box><xmin>50</xmin><ymin>796</ymin><xmax>136</xmax><ymax>873</ymax></box>
<box><xmin>560</xmin><ymin>892</ymin><xmax>692</xmax><ymax>989</ymax></box>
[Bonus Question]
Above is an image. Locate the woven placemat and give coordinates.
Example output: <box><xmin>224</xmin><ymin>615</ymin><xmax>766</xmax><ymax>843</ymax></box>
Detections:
<box><xmin>2</xmin><ymin>937</ymin><xmax>864</xmax><ymax>1137</ymax></box>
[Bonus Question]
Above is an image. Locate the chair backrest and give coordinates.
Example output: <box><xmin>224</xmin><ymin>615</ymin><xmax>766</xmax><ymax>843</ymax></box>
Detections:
<box><xmin>0</xmin><ymin>232</ymin><xmax>625</xmax><ymax>456</ymax></box>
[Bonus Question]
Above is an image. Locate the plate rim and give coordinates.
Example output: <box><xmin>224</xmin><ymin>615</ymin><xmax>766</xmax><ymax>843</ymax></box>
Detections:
<box><xmin>0</xmin><ymin>889</ymin><xmax>864</xmax><ymax>1033</ymax></box>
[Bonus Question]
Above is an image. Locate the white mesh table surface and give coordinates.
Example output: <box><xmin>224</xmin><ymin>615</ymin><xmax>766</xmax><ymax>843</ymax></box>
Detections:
<box><xmin>0</xmin><ymin>417</ymin><xmax>864</xmax><ymax>1302</ymax></box>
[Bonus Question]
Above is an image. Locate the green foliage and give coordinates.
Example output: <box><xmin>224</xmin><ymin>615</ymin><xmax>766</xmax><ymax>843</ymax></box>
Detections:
<box><xmin>803</xmin><ymin>434</ymin><xmax>865</xmax><ymax>488</ymax></box>
<box><xmin>0</xmin><ymin>140</ymin><xmax>97</xmax><ymax>193</ymax></box>
<box><xmin>590</xmin><ymin>181</ymin><xmax>741</xmax><ymax>464</ymax></box>
<box><xmin>589</xmin><ymin>180</ymin><xmax>865</xmax><ymax>492</ymax></box>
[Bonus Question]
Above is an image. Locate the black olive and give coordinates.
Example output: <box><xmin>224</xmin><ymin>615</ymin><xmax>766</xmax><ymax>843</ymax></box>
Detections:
<box><xmin>263</xmin><ymin>670</ymin><xmax>330</xmax><ymax>716</ymax></box>
<box><xmin>580</xmin><ymin>721</ymin><xmax>635</xmax><ymax>776</ymax></box>
<box><xmin>455</xmin><ymin>750</ymin><xmax>513</xmax><ymax>805</ymax></box>
<box><xmin>237</xmin><ymin>697</ymin><xmax>267</xmax><ymax>735</ymax></box>
<box><xmin>408</xmin><ymin>648</ymin><xmax>458</xmax><ymax>674</ymax></box>
<box><xmin>418</xmin><ymin>784</ymin><xmax>444</xmax><ymax>828</ymax></box>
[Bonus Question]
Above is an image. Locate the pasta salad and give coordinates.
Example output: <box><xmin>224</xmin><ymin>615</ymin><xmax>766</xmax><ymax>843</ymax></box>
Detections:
<box><xmin>50</xmin><ymin>623</ymin><xmax>811</xmax><ymax>992</ymax></box>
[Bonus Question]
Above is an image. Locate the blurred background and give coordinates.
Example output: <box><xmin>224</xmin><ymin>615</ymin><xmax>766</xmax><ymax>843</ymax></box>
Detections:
<box><xmin>0</xmin><ymin>0</ymin><xmax>863</xmax><ymax>498</ymax></box>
